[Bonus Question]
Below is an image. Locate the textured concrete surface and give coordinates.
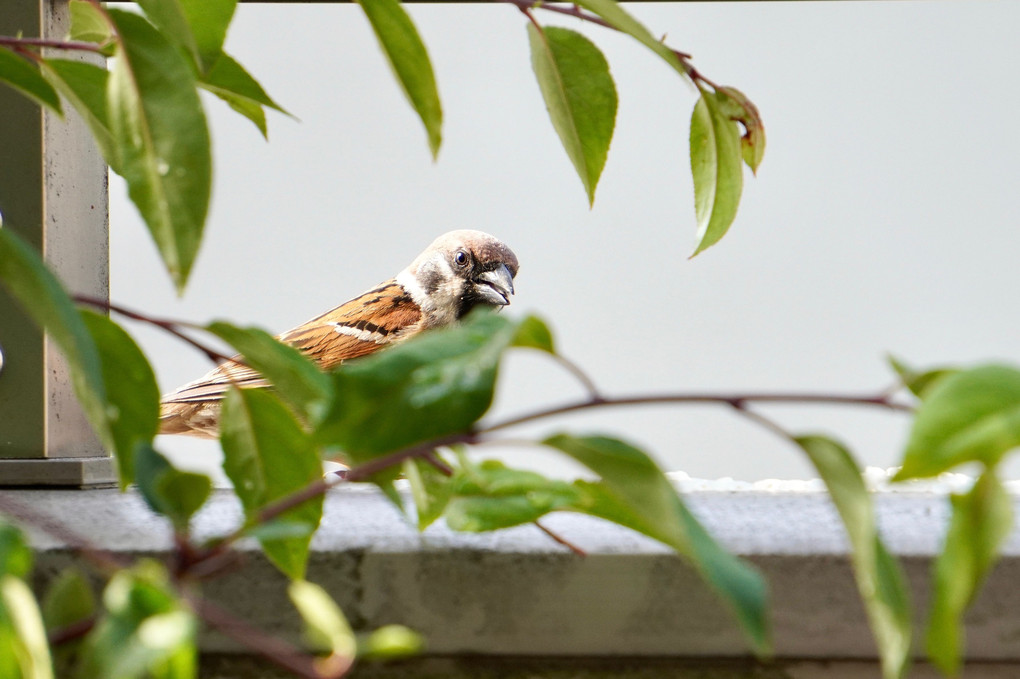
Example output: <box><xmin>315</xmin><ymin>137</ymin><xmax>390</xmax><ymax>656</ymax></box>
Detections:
<box><xmin>9</xmin><ymin>486</ymin><xmax>1020</xmax><ymax>672</ymax></box>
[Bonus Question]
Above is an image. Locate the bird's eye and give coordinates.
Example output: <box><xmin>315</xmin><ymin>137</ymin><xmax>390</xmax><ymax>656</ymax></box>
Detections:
<box><xmin>454</xmin><ymin>250</ymin><xmax>469</xmax><ymax>267</ymax></box>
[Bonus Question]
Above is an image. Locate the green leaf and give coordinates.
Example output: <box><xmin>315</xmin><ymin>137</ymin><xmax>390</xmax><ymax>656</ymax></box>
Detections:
<box><xmin>794</xmin><ymin>435</ymin><xmax>912</xmax><ymax>679</ymax></box>
<box><xmin>200</xmin><ymin>53</ymin><xmax>290</xmax><ymax>139</ymax></box>
<box><xmin>220</xmin><ymin>387</ymin><xmax>324</xmax><ymax>580</ymax></box>
<box><xmin>356</xmin><ymin>0</ymin><xmax>442</xmax><ymax>158</ymax></box>
<box><xmin>527</xmin><ymin>25</ymin><xmax>617</xmax><ymax>206</ymax></box>
<box><xmin>315</xmin><ymin>310</ymin><xmax>518</xmax><ymax>461</ymax></box>
<box><xmin>0</xmin><ymin>47</ymin><xmax>62</xmax><ymax>115</ymax></box>
<box><xmin>39</xmin><ymin>59</ymin><xmax>116</xmax><ymax>170</ymax></box>
<box><xmin>714</xmin><ymin>86</ymin><xmax>766</xmax><ymax>175</ymax></box>
<box><xmin>446</xmin><ymin>460</ymin><xmax>581</xmax><ymax>532</ymax></box>
<box><xmin>81</xmin><ymin>310</ymin><xmax>161</xmax><ymax>488</ymax></box>
<box><xmin>403</xmin><ymin>457</ymin><xmax>454</xmax><ymax>530</ymax></box>
<box><xmin>358</xmin><ymin>624</ymin><xmax>424</xmax><ymax>660</ymax></box>
<box><xmin>204</xmin><ymin>321</ymin><xmax>331</xmax><ymax>425</ymax></box>
<box><xmin>69</xmin><ymin>0</ymin><xmax>114</xmax><ymax>47</ymax></box>
<box><xmin>81</xmin><ymin>561</ymin><xmax>196</xmax><ymax>679</ymax></box>
<box><xmin>135</xmin><ymin>0</ymin><xmax>236</xmax><ymax>75</ymax></box>
<box><xmin>926</xmin><ymin>470</ymin><xmax>1013</xmax><ymax>676</ymax></box>
<box><xmin>511</xmin><ymin>315</ymin><xmax>556</xmax><ymax>355</ymax></box>
<box><xmin>546</xmin><ymin>433</ymin><xmax>771</xmax><ymax>657</ymax></box>
<box><xmin>0</xmin><ymin>229</ymin><xmax>111</xmax><ymax>449</ymax></box>
<box><xmin>135</xmin><ymin>445</ymin><xmax>212</xmax><ymax>531</ymax></box>
<box><xmin>288</xmin><ymin>580</ymin><xmax>356</xmax><ymax>659</ymax></box>
<box><xmin>887</xmin><ymin>354</ymin><xmax>957</xmax><ymax>400</ymax></box>
<box><xmin>42</xmin><ymin>568</ymin><xmax>96</xmax><ymax>634</ymax></box>
<box><xmin>0</xmin><ymin>521</ymin><xmax>32</xmax><ymax>580</ymax></box>
<box><xmin>896</xmin><ymin>364</ymin><xmax>1020</xmax><ymax>480</ymax></box>
<box><xmin>106</xmin><ymin>9</ymin><xmax>211</xmax><ymax>293</ymax></box>
<box><xmin>0</xmin><ymin>575</ymin><xmax>55</xmax><ymax>679</ymax></box>
<box><xmin>571</xmin><ymin>0</ymin><xmax>687</xmax><ymax>78</ymax></box>
<box><xmin>689</xmin><ymin>87</ymin><xmax>744</xmax><ymax>256</ymax></box>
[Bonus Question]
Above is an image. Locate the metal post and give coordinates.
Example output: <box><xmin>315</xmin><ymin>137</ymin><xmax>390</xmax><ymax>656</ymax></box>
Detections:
<box><xmin>0</xmin><ymin>0</ymin><xmax>115</xmax><ymax>486</ymax></box>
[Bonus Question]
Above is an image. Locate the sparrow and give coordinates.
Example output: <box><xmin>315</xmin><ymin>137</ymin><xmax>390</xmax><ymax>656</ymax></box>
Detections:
<box><xmin>158</xmin><ymin>230</ymin><xmax>519</xmax><ymax>438</ymax></box>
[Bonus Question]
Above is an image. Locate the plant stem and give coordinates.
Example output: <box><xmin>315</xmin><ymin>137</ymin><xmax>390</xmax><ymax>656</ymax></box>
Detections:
<box><xmin>0</xmin><ymin>36</ymin><xmax>104</xmax><ymax>53</ymax></box>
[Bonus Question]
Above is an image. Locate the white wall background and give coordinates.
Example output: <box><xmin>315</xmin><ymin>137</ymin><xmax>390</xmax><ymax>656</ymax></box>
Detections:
<box><xmin>111</xmin><ymin>1</ymin><xmax>1020</xmax><ymax>481</ymax></box>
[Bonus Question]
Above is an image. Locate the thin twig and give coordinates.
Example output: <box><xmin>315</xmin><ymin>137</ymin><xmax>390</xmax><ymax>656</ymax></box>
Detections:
<box><xmin>0</xmin><ymin>36</ymin><xmax>104</xmax><ymax>53</ymax></box>
<box><xmin>534</xmin><ymin>520</ymin><xmax>587</xmax><ymax>557</ymax></box>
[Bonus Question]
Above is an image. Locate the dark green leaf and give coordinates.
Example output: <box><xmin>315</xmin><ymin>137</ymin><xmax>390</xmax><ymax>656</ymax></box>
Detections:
<box><xmin>288</xmin><ymin>580</ymin><xmax>356</xmax><ymax>658</ymax></box>
<box><xmin>39</xmin><ymin>59</ymin><xmax>116</xmax><ymax>169</ymax></box>
<box><xmin>403</xmin><ymin>457</ymin><xmax>454</xmax><ymax>530</ymax></box>
<box><xmin>0</xmin><ymin>575</ymin><xmax>54</xmax><ymax>679</ymax></box>
<box><xmin>0</xmin><ymin>47</ymin><xmax>62</xmax><ymax>114</ymax></box>
<box><xmin>887</xmin><ymin>354</ymin><xmax>957</xmax><ymax>400</ymax></box>
<box><xmin>181</xmin><ymin>0</ymin><xmax>237</xmax><ymax>73</ymax></box>
<box><xmin>135</xmin><ymin>445</ymin><xmax>212</xmax><ymax>530</ymax></box>
<box><xmin>356</xmin><ymin>0</ymin><xmax>442</xmax><ymax>158</ymax></box>
<box><xmin>358</xmin><ymin>624</ymin><xmax>424</xmax><ymax>660</ymax></box>
<box><xmin>220</xmin><ymin>387</ymin><xmax>324</xmax><ymax>580</ymax></box>
<box><xmin>546</xmin><ymin>433</ymin><xmax>771</xmax><ymax>657</ymax></box>
<box><xmin>896</xmin><ymin>364</ymin><xmax>1020</xmax><ymax>480</ymax></box>
<box><xmin>571</xmin><ymin>0</ymin><xmax>686</xmax><ymax>77</ymax></box>
<box><xmin>69</xmin><ymin>0</ymin><xmax>114</xmax><ymax>47</ymax></box>
<box><xmin>81</xmin><ymin>561</ymin><xmax>196</xmax><ymax>679</ymax></box>
<box><xmin>81</xmin><ymin>310</ymin><xmax>161</xmax><ymax>488</ymax></box>
<box><xmin>690</xmin><ymin>87</ymin><xmax>744</xmax><ymax>256</ymax></box>
<box><xmin>42</xmin><ymin>568</ymin><xmax>96</xmax><ymax>634</ymax></box>
<box><xmin>0</xmin><ymin>229</ymin><xmax>111</xmax><ymax>448</ymax></box>
<box><xmin>446</xmin><ymin>460</ymin><xmax>581</xmax><ymax>532</ymax></box>
<box><xmin>0</xmin><ymin>521</ymin><xmax>32</xmax><ymax>579</ymax></box>
<box><xmin>205</xmin><ymin>320</ymin><xmax>331</xmax><ymax>424</ymax></box>
<box><xmin>106</xmin><ymin>9</ymin><xmax>211</xmax><ymax>293</ymax></box>
<box><xmin>511</xmin><ymin>315</ymin><xmax>556</xmax><ymax>355</ymax></box>
<box><xmin>794</xmin><ymin>435</ymin><xmax>912</xmax><ymax>679</ymax></box>
<box><xmin>315</xmin><ymin>310</ymin><xmax>518</xmax><ymax>461</ymax></box>
<box><xmin>200</xmin><ymin>53</ymin><xmax>290</xmax><ymax>139</ymax></box>
<box><xmin>926</xmin><ymin>470</ymin><xmax>1013</xmax><ymax>676</ymax></box>
<box><xmin>527</xmin><ymin>25</ymin><xmax>617</xmax><ymax>206</ymax></box>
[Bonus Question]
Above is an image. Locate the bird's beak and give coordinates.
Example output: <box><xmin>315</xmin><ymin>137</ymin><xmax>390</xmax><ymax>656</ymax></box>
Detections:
<box><xmin>473</xmin><ymin>263</ymin><xmax>515</xmax><ymax>306</ymax></box>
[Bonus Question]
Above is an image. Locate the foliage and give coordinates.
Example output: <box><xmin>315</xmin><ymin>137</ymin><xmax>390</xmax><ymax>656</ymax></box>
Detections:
<box><xmin>0</xmin><ymin>1</ymin><xmax>1013</xmax><ymax>678</ymax></box>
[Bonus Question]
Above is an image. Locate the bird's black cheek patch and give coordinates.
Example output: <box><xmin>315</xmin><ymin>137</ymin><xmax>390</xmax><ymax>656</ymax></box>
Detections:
<box><xmin>419</xmin><ymin>268</ymin><xmax>443</xmax><ymax>295</ymax></box>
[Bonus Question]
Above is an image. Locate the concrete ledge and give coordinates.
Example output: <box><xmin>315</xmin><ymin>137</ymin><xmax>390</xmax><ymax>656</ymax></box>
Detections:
<box><xmin>13</xmin><ymin>486</ymin><xmax>1020</xmax><ymax>672</ymax></box>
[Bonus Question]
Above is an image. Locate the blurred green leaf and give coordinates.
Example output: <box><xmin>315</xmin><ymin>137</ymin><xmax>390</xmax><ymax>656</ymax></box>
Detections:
<box><xmin>794</xmin><ymin>435</ymin><xmax>911</xmax><ymax>679</ymax></box>
<box><xmin>81</xmin><ymin>561</ymin><xmax>195</xmax><ymax>679</ymax></box>
<box><xmin>926</xmin><ymin>470</ymin><xmax>1012</xmax><ymax>676</ymax></box>
<box><xmin>0</xmin><ymin>47</ymin><xmax>62</xmax><ymax>115</ymax></box>
<box><xmin>0</xmin><ymin>521</ymin><xmax>32</xmax><ymax>580</ymax></box>
<box><xmin>356</xmin><ymin>0</ymin><xmax>442</xmax><ymax>158</ymax></box>
<box><xmin>220</xmin><ymin>387</ymin><xmax>323</xmax><ymax>580</ymax></box>
<box><xmin>69</xmin><ymin>0</ymin><xmax>114</xmax><ymax>47</ymax></box>
<box><xmin>288</xmin><ymin>580</ymin><xmax>356</xmax><ymax>659</ymax></box>
<box><xmin>887</xmin><ymin>354</ymin><xmax>957</xmax><ymax>400</ymax></box>
<box><xmin>135</xmin><ymin>0</ymin><xmax>235</xmax><ymax>75</ymax></box>
<box><xmin>42</xmin><ymin>568</ymin><xmax>96</xmax><ymax>633</ymax></box>
<box><xmin>135</xmin><ymin>445</ymin><xmax>212</xmax><ymax>531</ymax></box>
<box><xmin>546</xmin><ymin>433</ymin><xmax>770</xmax><ymax>657</ymax></box>
<box><xmin>527</xmin><ymin>25</ymin><xmax>617</xmax><ymax>206</ymax></box>
<box><xmin>403</xmin><ymin>457</ymin><xmax>454</xmax><ymax>530</ymax></box>
<box><xmin>242</xmin><ymin>520</ymin><xmax>316</xmax><ymax>542</ymax></box>
<box><xmin>896</xmin><ymin>364</ymin><xmax>1020</xmax><ymax>480</ymax></box>
<box><xmin>0</xmin><ymin>575</ymin><xmax>54</xmax><ymax>679</ymax></box>
<box><xmin>714</xmin><ymin>86</ymin><xmax>765</xmax><ymax>175</ymax></box>
<box><xmin>511</xmin><ymin>315</ymin><xmax>556</xmax><ymax>355</ymax></box>
<box><xmin>39</xmin><ymin>59</ymin><xmax>116</xmax><ymax>169</ymax></box>
<box><xmin>0</xmin><ymin>229</ymin><xmax>112</xmax><ymax>449</ymax></box>
<box><xmin>446</xmin><ymin>460</ymin><xmax>581</xmax><ymax>532</ymax></box>
<box><xmin>81</xmin><ymin>311</ymin><xmax>161</xmax><ymax>488</ymax></box>
<box><xmin>572</xmin><ymin>0</ymin><xmax>686</xmax><ymax>78</ymax></box>
<box><xmin>106</xmin><ymin>9</ymin><xmax>211</xmax><ymax>293</ymax></box>
<box><xmin>200</xmin><ymin>53</ymin><xmax>289</xmax><ymax>139</ymax></box>
<box><xmin>205</xmin><ymin>321</ymin><xmax>331</xmax><ymax>424</ymax></box>
<box><xmin>359</xmin><ymin>624</ymin><xmax>425</xmax><ymax>660</ymax></box>
<box><xmin>316</xmin><ymin>310</ymin><xmax>518</xmax><ymax>461</ymax></box>
<box><xmin>690</xmin><ymin>87</ymin><xmax>743</xmax><ymax>256</ymax></box>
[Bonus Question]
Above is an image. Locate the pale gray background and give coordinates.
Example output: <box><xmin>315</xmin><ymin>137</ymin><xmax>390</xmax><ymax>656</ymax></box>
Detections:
<box><xmin>111</xmin><ymin>1</ymin><xmax>1020</xmax><ymax>481</ymax></box>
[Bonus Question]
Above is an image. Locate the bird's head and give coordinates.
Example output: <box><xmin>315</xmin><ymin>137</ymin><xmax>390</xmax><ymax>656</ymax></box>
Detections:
<box><xmin>400</xmin><ymin>230</ymin><xmax>519</xmax><ymax>326</ymax></box>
